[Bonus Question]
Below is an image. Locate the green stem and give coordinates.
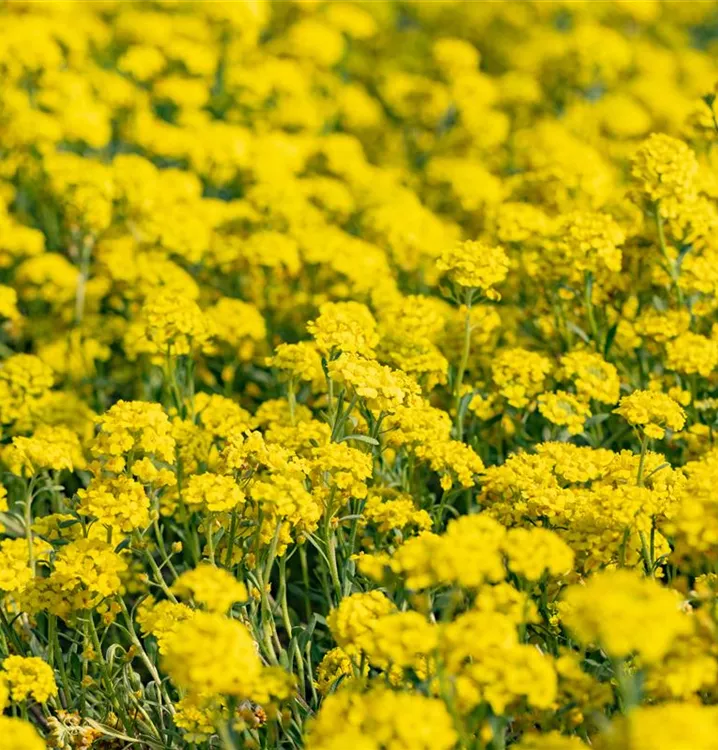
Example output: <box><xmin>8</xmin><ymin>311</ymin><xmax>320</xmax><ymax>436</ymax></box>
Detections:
<box><xmin>612</xmin><ymin>658</ymin><xmax>641</xmax><ymax>712</ymax></box>
<box><xmin>49</xmin><ymin>616</ymin><xmax>71</xmax><ymax>709</ymax></box>
<box><xmin>23</xmin><ymin>482</ymin><xmax>36</xmax><ymax>576</ymax></box>
<box><xmin>263</xmin><ymin>522</ymin><xmax>282</xmax><ymax>585</ymax></box>
<box><xmin>207</xmin><ymin>515</ymin><xmax>216</xmax><ymax>565</ymax></box>
<box><xmin>305</xmin><ymin>641</ymin><xmax>318</xmax><ymax>705</ymax></box>
<box><xmin>299</xmin><ymin>545</ymin><xmax>312</xmax><ymax>622</ymax></box>
<box><xmin>655</xmin><ymin>204</ymin><xmax>684</xmax><ymax>306</ymax></box>
<box><xmin>87</xmin><ymin>614</ymin><xmax>134</xmax><ymax>733</ymax></box>
<box><xmin>143</xmin><ymin>548</ymin><xmax>178</xmax><ymax>603</ymax></box>
<box><xmin>327</xmin><ymin>375</ymin><xmax>334</xmax><ymax>416</ymax></box>
<box><xmin>321</xmin><ymin>503</ymin><xmax>342</xmax><ymax>602</ymax></box>
<box><xmin>117</xmin><ymin>598</ymin><xmax>174</xmax><ymax>716</ymax></box>
<box><xmin>454</xmin><ymin>288</ymin><xmax>474</xmax><ymax>440</ymax></box>
<box><xmin>218</xmin><ymin>721</ymin><xmax>238</xmax><ymax>750</ymax></box>
<box><xmin>152</xmin><ymin>519</ymin><xmax>179</xmax><ymax>582</ymax></box>
<box><xmin>636</xmin><ymin>434</ymin><xmax>649</xmax><ymax>487</ymax></box>
<box><xmin>0</xmin><ymin>607</ymin><xmax>26</xmax><ymax>657</ymax></box>
<box><xmin>636</xmin><ymin>434</ymin><xmax>652</xmax><ymax>574</ymax></box>
<box><xmin>278</xmin><ymin>556</ymin><xmax>293</xmax><ymax>638</ymax></box>
<box><xmin>224</xmin><ymin>509</ymin><xmax>238</xmax><ymax>569</ymax></box>
<box><xmin>584</xmin><ymin>271</ymin><xmax>600</xmax><ymax>350</ymax></box>
<box><xmin>288</xmin><ymin>378</ymin><xmax>297</xmax><ymax>426</ymax></box>
<box><xmin>638</xmin><ymin>530</ymin><xmax>653</xmax><ymax>576</ymax></box>
<box><xmin>326</xmin><ymin>531</ymin><xmax>343</xmax><ymax>602</ymax></box>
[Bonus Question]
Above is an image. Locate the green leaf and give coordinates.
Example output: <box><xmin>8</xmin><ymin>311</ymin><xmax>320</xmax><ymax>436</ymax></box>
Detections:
<box><xmin>567</xmin><ymin>322</ymin><xmax>590</xmax><ymax>344</ymax></box>
<box><xmin>338</xmin><ymin>434</ymin><xmax>379</xmax><ymax>446</ymax></box>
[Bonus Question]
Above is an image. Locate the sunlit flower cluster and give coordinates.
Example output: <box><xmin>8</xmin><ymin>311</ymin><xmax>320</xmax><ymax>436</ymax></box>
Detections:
<box><xmin>0</xmin><ymin>1</ymin><xmax>717</xmax><ymax>748</ymax></box>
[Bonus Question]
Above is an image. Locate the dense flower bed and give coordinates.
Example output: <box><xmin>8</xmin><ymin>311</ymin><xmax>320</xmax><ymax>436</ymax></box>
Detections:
<box><xmin>0</xmin><ymin>1</ymin><xmax>718</xmax><ymax>748</ymax></box>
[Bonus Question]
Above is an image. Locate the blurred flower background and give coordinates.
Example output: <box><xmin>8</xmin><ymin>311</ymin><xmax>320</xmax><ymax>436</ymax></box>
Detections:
<box><xmin>0</xmin><ymin>1</ymin><xmax>718</xmax><ymax>748</ymax></box>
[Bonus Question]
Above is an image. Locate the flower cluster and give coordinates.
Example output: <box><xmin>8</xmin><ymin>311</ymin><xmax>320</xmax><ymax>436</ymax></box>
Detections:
<box><xmin>0</xmin><ymin>2</ymin><xmax>717</xmax><ymax>748</ymax></box>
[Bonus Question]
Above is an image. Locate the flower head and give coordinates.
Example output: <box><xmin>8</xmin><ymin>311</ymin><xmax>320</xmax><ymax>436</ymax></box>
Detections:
<box><xmin>614</xmin><ymin>390</ymin><xmax>685</xmax><ymax>439</ymax></box>
<box><xmin>437</xmin><ymin>240</ymin><xmax>509</xmax><ymax>298</ymax></box>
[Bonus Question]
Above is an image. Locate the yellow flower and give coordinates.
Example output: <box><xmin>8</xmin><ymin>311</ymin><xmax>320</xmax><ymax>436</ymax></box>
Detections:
<box><xmin>439</xmin><ymin>610</ymin><xmax>557</xmax><ymax>714</ymax></box>
<box><xmin>549</xmin><ymin>210</ymin><xmax>624</xmax><ymax>282</ymax></box>
<box><xmin>0</xmin><ymin>538</ymin><xmax>51</xmax><ymax>594</ymax></box>
<box><xmin>3</xmin><ymin>426</ymin><xmax>84</xmax><ymax>476</ymax></box>
<box><xmin>2</xmin><ymin>656</ymin><xmax>57</xmax><ymax>703</ymax></box>
<box><xmin>328</xmin><ymin>591</ymin><xmax>396</xmax><ymax>649</ymax></box>
<box><xmin>307</xmin><ymin>301</ymin><xmax>379</xmax><ymax>358</ymax></box>
<box><xmin>362</xmin><ymin>491</ymin><xmax>431</xmax><ymax>535</ymax></box>
<box><xmin>492</xmin><ymin>348</ymin><xmax>552</xmax><ymax>409</ymax></box>
<box><xmin>143</xmin><ymin>292</ymin><xmax>213</xmax><ymax>357</ymax></box>
<box><xmin>356</xmin><ymin>610</ymin><xmax>438</xmax><ymax>674</ymax></box>
<box><xmin>0</xmin><ymin>354</ymin><xmax>53</xmax><ymax>428</ymax></box>
<box><xmin>631</xmin><ymin>133</ymin><xmax>699</xmax><ymax>209</ymax></box>
<box><xmin>538</xmin><ymin>391</ymin><xmax>591</xmax><ymax>436</ymax></box>
<box><xmin>50</xmin><ymin>538</ymin><xmax>127</xmax><ymax>610</ymax></box>
<box><xmin>194</xmin><ymin>393</ymin><xmax>253</xmax><ymax>439</ymax></box>
<box><xmin>0</xmin><ymin>716</ymin><xmax>46</xmax><ymax>750</ymax></box>
<box><xmin>0</xmin><ymin>285</ymin><xmax>21</xmax><ymax>321</ymax></box>
<box><xmin>267</xmin><ymin>342</ymin><xmax>324</xmax><ymax>384</ymax></box>
<box><xmin>413</xmin><ymin>439</ymin><xmax>484</xmax><ymax>490</ymax></box>
<box><xmin>173</xmin><ymin>696</ymin><xmax>221</xmax><ymax>742</ymax></box>
<box><xmin>558</xmin><ymin>350</ymin><xmax>621</xmax><ymax>405</ymax></box>
<box><xmin>118</xmin><ymin>45</ymin><xmax>166</xmax><ymax>82</ymax></box>
<box><xmin>328</xmin><ymin>353</ymin><xmax>419</xmax><ymax>413</ymax></box>
<box><xmin>310</xmin><ymin>443</ymin><xmax>373</xmax><ymax>500</ymax></box>
<box><xmin>92</xmin><ymin>400</ymin><xmax>175</xmax><ymax>465</ymax></box>
<box><xmin>314</xmin><ymin>647</ymin><xmax>357</xmax><ymax>695</ymax></box>
<box><xmin>561</xmin><ymin>569</ymin><xmax>691</xmax><ymax>663</ymax></box>
<box><xmin>137</xmin><ymin>597</ymin><xmax>195</xmax><ymax>654</ymax></box>
<box><xmin>597</xmin><ymin>702</ymin><xmax>718</xmax><ymax>750</ymax></box>
<box><xmin>503</xmin><ymin>527</ymin><xmax>575</xmax><ymax>581</ymax></box>
<box><xmin>306</xmin><ymin>685</ymin><xmax>457</xmax><ymax>750</ymax></box>
<box><xmin>437</xmin><ymin>240</ymin><xmax>509</xmax><ymax>297</ymax></box>
<box><xmin>202</xmin><ymin>298</ymin><xmax>266</xmax><ymax>359</ymax></box>
<box><xmin>390</xmin><ymin>514</ymin><xmax>506</xmax><ymax>590</ymax></box>
<box><xmin>614</xmin><ymin>389</ymin><xmax>686</xmax><ymax>439</ymax></box>
<box><xmin>171</xmin><ymin>564</ymin><xmax>248</xmax><ymax>614</ymax></box>
<box><xmin>162</xmin><ymin>611</ymin><xmax>263</xmax><ymax>698</ymax></box>
<box><xmin>77</xmin><ymin>475</ymin><xmax>150</xmax><ymax>535</ymax></box>
<box><xmin>665</xmin><ymin>331</ymin><xmax>718</xmax><ymax>377</ymax></box>
<box><xmin>183</xmin><ymin>473</ymin><xmax>246</xmax><ymax>514</ymax></box>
